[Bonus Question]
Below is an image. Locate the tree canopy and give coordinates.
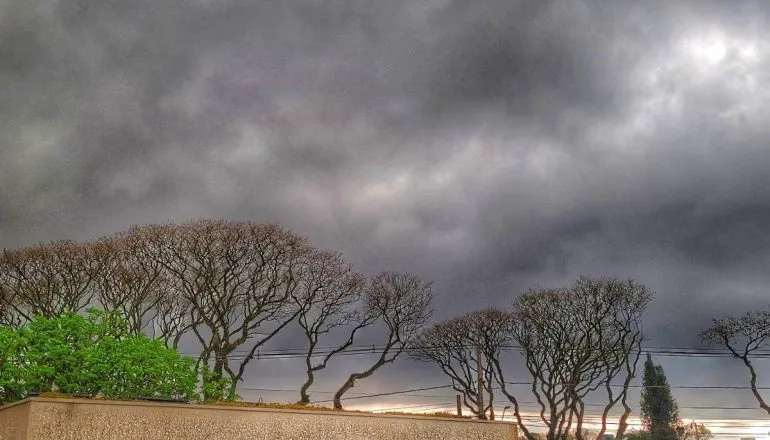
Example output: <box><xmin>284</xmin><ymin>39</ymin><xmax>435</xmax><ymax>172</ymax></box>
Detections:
<box><xmin>0</xmin><ymin>310</ymin><xmax>197</xmax><ymax>404</ymax></box>
<box><xmin>0</xmin><ymin>220</ymin><xmax>436</xmax><ymax>407</ymax></box>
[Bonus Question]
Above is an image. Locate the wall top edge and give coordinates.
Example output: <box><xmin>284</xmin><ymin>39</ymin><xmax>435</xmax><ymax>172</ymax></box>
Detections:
<box><xmin>12</xmin><ymin>398</ymin><xmax>515</xmax><ymax>425</ymax></box>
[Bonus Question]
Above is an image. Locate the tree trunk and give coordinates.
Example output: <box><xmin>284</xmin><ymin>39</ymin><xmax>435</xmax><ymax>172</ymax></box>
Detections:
<box><xmin>333</xmin><ymin>375</ymin><xmax>359</xmax><ymax>410</ymax></box>
<box><xmin>488</xmin><ymin>389</ymin><xmax>495</xmax><ymax>420</ymax></box>
<box><xmin>333</xmin><ymin>344</ymin><xmax>398</xmax><ymax>409</ymax></box>
<box><xmin>299</xmin><ymin>353</ymin><xmax>314</xmax><ymax>404</ymax></box>
<box><xmin>743</xmin><ymin>356</ymin><xmax>770</xmax><ymax>415</ymax></box>
<box><xmin>213</xmin><ymin>356</ymin><xmax>224</xmax><ymax>377</ymax></box>
<box><xmin>492</xmin><ymin>358</ymin><xmax>536</xmax><ymax>440</ymax></box>
<box><xmin>615</xmin><ymin>399</ymin><xmax>632</xmax><ymax>439</ymax></box>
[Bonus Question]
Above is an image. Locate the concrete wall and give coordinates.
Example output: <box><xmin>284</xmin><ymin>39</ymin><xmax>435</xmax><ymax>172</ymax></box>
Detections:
<box><xmin>0</xmin><ymin>400</ymin><xmax>29</xmax><ymax>440</ymax></box>
<box><xmin>1</xmin><ymin>398</ymin><xmax>517</xmax><ymax>440</ymax></box>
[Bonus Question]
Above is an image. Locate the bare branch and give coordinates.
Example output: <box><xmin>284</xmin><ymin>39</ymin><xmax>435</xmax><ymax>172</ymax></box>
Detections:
<box><xmin>129</xmin><ymin>219</ymin><xmax>313</xmax><ymax>398</ymax></box>
<box><xmin>93</xmin><ymin>232</ymin><xmax>166</xmax><ymax>335</ymax></box>
<box><xmin>701</xmin><ymin>310</ymin><xmax>770</xmax><ymax>415</ymax></box>
<box><xmin>509</xmin><ymin>276</ymin><xmax>652</xmax><ymax>440</ymax></box>
<box><xmin>293</xmin><ymin>250</ymin><xmax>372</xmax><ymax>404</ymax></box>
<box><xmin>333</xmin><ymin>271</ymin><xmax>433</xmax><ymax>409</ymax></box>
<box><xmin>410</xmin><ymin>309</ymin><xmax>507</xmax><ymax>419</ymax></box>
<box><xmin>0</xmin><ymin>240</ymin><xmax>103</xmax><ymax>320</ymax></box>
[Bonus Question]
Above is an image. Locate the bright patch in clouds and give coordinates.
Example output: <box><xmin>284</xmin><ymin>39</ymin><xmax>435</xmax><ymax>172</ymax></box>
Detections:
<box><xmin>687</xmin><ymin>34</ymin><xmax>728</xmax><ymax>64</ymax></box>
<box><xmin>680</xmin><ymin>30</ymin><xmax>762</xmax><ymax>66</ymax></box>
<box><xmin>357</xmin><ymin>173</ymin><xmax>412</xmax><ymax>205</ymax></box>
<box><xmin>740</xmin><ymin>44</ymin><xmax>759</xmax><ymax>61</ymax></box>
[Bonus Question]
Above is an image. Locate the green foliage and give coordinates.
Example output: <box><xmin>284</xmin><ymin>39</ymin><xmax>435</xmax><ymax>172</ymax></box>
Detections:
<box><xmin>641</xmin><ymin>353</ymin><xmax>679</xmax><ymax>440</ymax></box>
<box><xmin>625</xmin><ymin>430</ymin><xmax>651</xmax><ymax>440</ymax></box>
<box><xmin>200</xmin><ymin>364</ymin><xmax>240</xmax><ymax>402</ymax></box>
<box><xmin>0</xmin><ymin>310</ymin><xmax>197</xmax><ymax>404</ymax></box>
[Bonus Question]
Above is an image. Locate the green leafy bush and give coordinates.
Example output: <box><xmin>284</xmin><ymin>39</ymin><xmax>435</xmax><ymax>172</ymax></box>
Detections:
<box><xmin>200</xmin><ymin>364</ymin><xmax>240</xmax><ymax>403</ymax></box>
<box><xmin>0</xmin><ymin>310</ymin><xmax>197</xmax><ymax>404</ymax></box>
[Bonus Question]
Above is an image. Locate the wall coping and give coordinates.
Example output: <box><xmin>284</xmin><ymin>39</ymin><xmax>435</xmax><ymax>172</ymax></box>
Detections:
<box><xmin>1</xmin><ymin>398</ymin><xmax>515</xmax><ymax>426</ymax></box>
<box><xmin>0</xmin><ymin>398</ymin><xmax>31</xmax><ymax>411</ymax></box>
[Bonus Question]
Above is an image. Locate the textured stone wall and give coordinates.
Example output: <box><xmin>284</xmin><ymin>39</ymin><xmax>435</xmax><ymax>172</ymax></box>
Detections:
<box><xmin>1</xmin><ymin>398</ymin><xmax>517</xmax><ymax>440</ymax></box>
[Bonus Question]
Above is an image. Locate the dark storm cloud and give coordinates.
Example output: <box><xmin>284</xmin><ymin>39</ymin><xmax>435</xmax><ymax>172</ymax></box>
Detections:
<box><xmin>3</xmin><ymin>0</ymin><xmax>770</xmax><ymax>420</ymax></box>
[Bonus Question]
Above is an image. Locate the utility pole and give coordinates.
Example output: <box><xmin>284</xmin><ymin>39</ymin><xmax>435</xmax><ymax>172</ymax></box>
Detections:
<box><xmin>476</xmin><ymin>345</ymin><xmax>485</xmax><ymax>420</ymax></box>
<box><xmin>456</xmin><ymin>395</ymin><xmax>462</xmax><ymax>417</ymax></box>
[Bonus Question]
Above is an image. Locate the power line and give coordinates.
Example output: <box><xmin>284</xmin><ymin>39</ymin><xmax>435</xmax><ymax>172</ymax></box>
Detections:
<box><xmin>238</xmin><ymin>381</ymin><xmax>770</xmax><ymax>394</ymax></box>
<box><xmin>237</xmin><ymin>387</ymin><xmax>460</xmax><ymax>399</ymax></box>
<box><xmin>229</xmin><ymin>384</ymin><xmax>770</xmax><ymax>431</ymax></box>
<box><xmin>239</xmin><ymin>386</ymin><xmax>770</xmax><ymax>412</ymax></box>
<box><xmin>184</xmin><ymin>342</ymin><xmax>761</xmax><ymax>354</ymax></box>
<box><xmin>179</xmin><ymin>343</ymin><xmax>770</xmax><ymax>360</ymax></box>
<box><xmin>310</xmin><ymin>385</ymin><xmax>453</xmax><ymax>404</ymax></box>
<box><xmin>370</xmin><ymin>402</ymin><xmax>456</xmax><ymax>412</ymax></box>
<box><xmin>502</xmin><ymin>381</ymin><xmax>770</xmax><ymax>391</ymax></box>
<box><xmin>181</xmin><ymin>343</ymin><xmax>770</xmax><ymax>420</ymax></box>
<box><xmin>235</xmin><ymin>384</ymin><xmax>770</xmax><ymax>419</ymax></box>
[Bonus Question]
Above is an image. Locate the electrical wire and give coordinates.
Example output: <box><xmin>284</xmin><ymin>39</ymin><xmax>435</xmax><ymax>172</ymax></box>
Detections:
<box><xmin>238</xmin><ymin>385</ymin><xmax>770</xmax><ymax>412</ymax></box>
<box><xmin>180</xmin><ymin>341</ymin><xmax>770</xmax><ymax>425</ymax></box>
<box><xmin>309</xmin><ymin>385</ymin><xmax>453</xmax><ymax>404</ymax></box>
<box><xmin>178</xmin><ymin>343</ymin><xmax>770</xmax><ymax>360</ymax></box>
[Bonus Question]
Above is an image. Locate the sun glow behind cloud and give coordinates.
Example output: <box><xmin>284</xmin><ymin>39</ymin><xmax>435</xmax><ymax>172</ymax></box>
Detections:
<box><xmin>679</xmin><ymin>30</ymin><xmax>761</xmax><ymax>67</ymax></box>
<box><xmin>686</xmin><ymin>34</ymin><xmax>728</xmax><ymax>64</ymax></box>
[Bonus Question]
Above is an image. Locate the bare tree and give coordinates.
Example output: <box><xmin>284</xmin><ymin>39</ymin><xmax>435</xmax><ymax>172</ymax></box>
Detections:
<box><xmin>410</xmin><ymin>309</ymin><xmax>507</xmax><ymax>420</ymax></box>
<box><xmin>598</xmin><ymin>329</ymin><xmax>643</xmax><ymax>440</ymax></box>
<box><xmin>93</xmin><ymin>232</ymin><xmax>166</xmax><ymax>335</ymax></box>
<box><xmin>0</xmin><ymin>240</ymin><xmax>103</xmax><ymax>321</ymax></box>
<box><xmin>509</xmin><ymin>286</ymin><xmax>579</xmax><ymax>440</ymax></box>
<box><xmin>700</xmin><ymin>310</ymin><xmax>770</xmax><ymax>415</ymax></box>
<box><xmin>333</xmin><ymin>271</ymin><xmax>433</xmax><ymax>410</ymax></box>
<box><xmin>0</xmin><ymin>255</ymin><xmax>24</xmax><ymax>327</ymax></box>
<box><xmin>570</xmin><ymin>277</ymin><xmax>649</xmax><ymax>440</ymax></box>
<box><xmin>0</xmin><ymin>280</ymin><xmax>23</xmax><ymax>328</ymax></box>
<box><xmin>495</xmin><ymin>277</ymin><xmax>651</xmax><ymax>440</ymax></box>
<box><xmin>294</xmin><ymin>250</ymin><xmax>375</xmax><ymax>404</ymax></box>
<box><xmin>132</xmin><ymin>220</ymin><xmax>313</xmax><ymax>397</ymax></box>
<box><xmin>154</xmin><ymin>286</ymin><xmax>196</xmax><ymax>350</ymax></box>
<box><xmin>115</xmin><ymin>224</ymin><xmax>196</xmax><ymax>349</ymax></box>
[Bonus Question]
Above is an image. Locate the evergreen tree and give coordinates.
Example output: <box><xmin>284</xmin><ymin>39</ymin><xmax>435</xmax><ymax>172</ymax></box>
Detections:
<box><xmin>640</xmin><ymin>353</ymin><xmax>679</xmax><ymax>440</ymax></box>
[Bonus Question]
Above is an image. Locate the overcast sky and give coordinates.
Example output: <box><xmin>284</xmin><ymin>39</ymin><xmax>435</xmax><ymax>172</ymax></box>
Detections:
<box><xmin>2</xmin><ymin>0</ymin><xmax>770</xmax><ymax>430</ymax></box>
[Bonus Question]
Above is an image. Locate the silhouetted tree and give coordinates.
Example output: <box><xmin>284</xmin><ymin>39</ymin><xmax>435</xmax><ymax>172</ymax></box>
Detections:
<box><xmin>700</xmin><ymin>310</ymin><xmax>770</xmax><ymax>415</ymax></box>
<box><xmin>641</xmin><ymin>353</ymin><xmax>679</xmax><ymax>440</ymax></box>
<box><xmin>94</xmin><ymin>232</ymin><xmax>165</xmax><ymax>335</ymax></box>
<box><xmin>575</xmin><ymin>277</ymin><xmax>647</xmax><ymax>440</ymax></box>
<box><xmin>0</xmin><ymin>240</ymin><xmax>103</xmax><ymax>322</ymax></box>
<box><xmin>333</xmin><ymin>271</ymin><xmax>433</xmax><ymax>409</ymax></box>
<box><xmin>131</xmin><ymin>220</ymin><xmax>313</xmax><ymax>399</ymax></box>
<box><xmin>293</xmin><ymin>250</ymin><xmax>375</xmax><ymax>404</ymax></box>
<box><xmin>495</xmin><ymin>277</ymin><xmax>651</xmax><ymax>440</ymax></box>
<box><xmin>411</xmin><ymin>309</ymin><xmax>508</xmax><ymax>420</ymax></box>
<box><xmin>0</xmin><ymin>283</ymin><xmax>23</xmax><ymax>328</ymax></box>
